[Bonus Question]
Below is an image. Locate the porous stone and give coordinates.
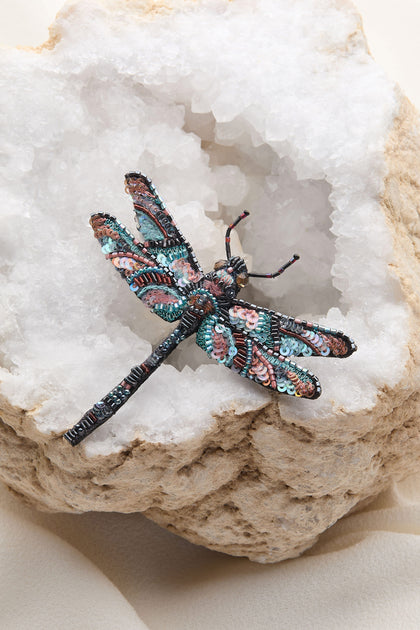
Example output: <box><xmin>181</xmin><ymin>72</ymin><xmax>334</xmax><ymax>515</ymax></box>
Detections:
<box><xmin>0</xmin><ymin>0</ymin><xmax>419</xmax><ymax>562</ymax></box>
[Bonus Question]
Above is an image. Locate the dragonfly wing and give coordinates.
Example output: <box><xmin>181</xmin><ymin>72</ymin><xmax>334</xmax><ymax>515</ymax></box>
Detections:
<box><xmin>90</xmin><ymin>213</ymin><xmax>188</xmax><ymax>322</ymax></box>
<box><xmin>229</xmin><ymin>299</ymin><xmax>357</xmax><ymax>359</ymax></box>
<box><xmin>196</xmin><ymin>314</ymin><xmax>321</xmax><ymax>399</ymax></box>
<box><xmin>125</xmin><ymin>172</ymin><xmax>204</xmax><ymax>288</ymax></box>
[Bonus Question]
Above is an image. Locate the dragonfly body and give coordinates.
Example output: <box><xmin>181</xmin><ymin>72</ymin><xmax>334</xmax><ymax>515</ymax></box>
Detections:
<box><xmin>64</xmin><ymin>173</ymin><xmax>357</xmax><ymax>446</ymax></box>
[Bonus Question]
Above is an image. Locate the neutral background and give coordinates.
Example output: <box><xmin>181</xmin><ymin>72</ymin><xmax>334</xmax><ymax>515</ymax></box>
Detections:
<box><xmin>1</xmin><ymin>2</ymin><xmax>420</xmax><ymax>629</ymax></box>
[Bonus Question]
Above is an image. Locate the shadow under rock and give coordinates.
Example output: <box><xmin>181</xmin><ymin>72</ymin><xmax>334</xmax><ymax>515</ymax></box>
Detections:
<box><xmin>2</xmin><ymin>477</ymin><xmax>420</xmax><ymax>630</ymax></box>
<box><xmin>2</xmin><ymin>486</ymin><xmax>280</xmax><ymax>589</ymax></box>
<box><xmin>1</xmin><ymin>479</ymin><xmax>402</xmax><ymax>593</ymax></box>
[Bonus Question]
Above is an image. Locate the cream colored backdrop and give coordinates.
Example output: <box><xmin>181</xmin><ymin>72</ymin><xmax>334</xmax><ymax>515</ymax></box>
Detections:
<box><xmin>1</xmin><ymin>2</ymin><xmax>420</xmax><ymax>629</ymax></box>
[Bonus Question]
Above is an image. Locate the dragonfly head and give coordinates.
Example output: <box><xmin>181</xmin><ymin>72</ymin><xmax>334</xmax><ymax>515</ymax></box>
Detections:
<box><xmin>213</xmin><ymin>256</ymin><xmax>249</xmax><ymax>290</ymax></box>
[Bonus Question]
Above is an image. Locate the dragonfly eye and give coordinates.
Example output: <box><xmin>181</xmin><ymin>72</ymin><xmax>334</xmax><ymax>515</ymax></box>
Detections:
<box><xmin>214</xmin><ymin>259</ymin><xmax>227</xmax><ymax>270</ymax></box>
<box><xmin>236</xmin><ymin>272</ymin><xmax>248</xmax><ymax>288</ymax></box>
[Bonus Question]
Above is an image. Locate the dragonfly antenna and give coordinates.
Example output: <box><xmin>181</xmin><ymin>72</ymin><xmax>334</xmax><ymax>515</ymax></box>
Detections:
<box><xmin>225</xmin><ymin>211</ymin><xmax>250</xmax><ymax>259</ymax></box>
<box><xmin>248</xmin><ymin>253</ymin><xmax>300</xmax><ymax>279</ymax></box>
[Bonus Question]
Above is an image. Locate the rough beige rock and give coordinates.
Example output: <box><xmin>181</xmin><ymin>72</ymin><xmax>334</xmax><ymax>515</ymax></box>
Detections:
<box><xmin>0</xmin><ymin>3</ymin><xmax>420</xmax><ymax>563</ymax></box>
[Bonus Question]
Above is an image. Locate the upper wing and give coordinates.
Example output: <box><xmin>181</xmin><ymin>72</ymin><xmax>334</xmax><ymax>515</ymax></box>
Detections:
<box><xmin>196</xmin><ymin>314</ymin><xmax>321</xmax><ymax>399</ymax></box>
<box><xmin>124</xmin><ymin>172</ymin><xmax>203</xmax><ymax>287</ymax></box>
<box><xmin>229</xmin><ymin>299</ymin><xmax>357</xmax><ymax>359</ymax></box>
<box><xmin>90</xmin><ymin>213</ymin><xmax>188</xmax><ymax>322</ymax></box>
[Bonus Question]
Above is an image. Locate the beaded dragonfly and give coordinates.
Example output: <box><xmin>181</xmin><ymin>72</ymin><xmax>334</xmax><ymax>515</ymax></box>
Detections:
<box><xmin>64</xmin><ymin>172</ymin><xmax>357</xmax><ymax>446</ymax></box>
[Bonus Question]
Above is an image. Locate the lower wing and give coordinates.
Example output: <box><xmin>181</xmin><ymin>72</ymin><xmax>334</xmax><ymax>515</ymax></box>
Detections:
<box><xmin>229</xmin><ymin>299</ymin><xmax>357</xmax><ymax>359</ymax></box>
<box><xmin>196</xmin><ymin>314</ymin><xmax>321</xmax><ymax>399</ymax></box>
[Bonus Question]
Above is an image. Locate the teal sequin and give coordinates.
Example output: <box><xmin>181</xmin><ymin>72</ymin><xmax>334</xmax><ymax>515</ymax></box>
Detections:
<box><xmin>196</xmin><ymin>314</ymin><xmax>237</xmax><ymax>367</ymax></box>
<box><xmin>101</xmin><ymin>238</ymin><xmax>116</xmax><ymax>254</ymax></box>
<box><xmin>148</xmin><ymin>244</ymin><xmax>190</xmax><ymax>265</ymax></box>
<box><xmin>135</xmin><ymin>213</ymin><xmax>164</xmax><ymax>241</ymax></box>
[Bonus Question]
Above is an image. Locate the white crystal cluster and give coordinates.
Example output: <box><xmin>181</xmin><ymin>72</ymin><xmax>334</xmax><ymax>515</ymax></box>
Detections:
<box><xmin>0</xmin><ymin>0</ymin><xmax>409</xmax><ymax>455</ymax></box>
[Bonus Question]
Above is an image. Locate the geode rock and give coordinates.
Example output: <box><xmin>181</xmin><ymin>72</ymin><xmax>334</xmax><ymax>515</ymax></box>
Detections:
<box><xmin>0</xmin><ymin>0</ymin><xmax>419</xmax><ymax>562</ymax></box>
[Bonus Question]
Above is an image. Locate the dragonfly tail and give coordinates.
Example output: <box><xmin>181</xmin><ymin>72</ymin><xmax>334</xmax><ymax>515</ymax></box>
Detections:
<box><xmin>64</xmin><ymin>328</ymin><xmax>186</xmax><ymax>446</ymax></box>
<box><xmin>63</xmin><ymin>370</ymin><xmax>145</xmax><ymax>446</ymax></box>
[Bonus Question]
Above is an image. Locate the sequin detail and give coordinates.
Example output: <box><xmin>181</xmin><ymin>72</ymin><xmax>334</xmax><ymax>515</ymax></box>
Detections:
<box><xmin>228</xmin><ymin>300</ymin><xmax>358</xmax><ymax>360</ymax></box>
<box><xmin>299</xmin><ymin>329</ymin><xmax>330</xmax><ymax>356</ymax></box>
<box><xmin>124</xmin><ymin>176</ymin><xmax>154</xmax><ymax>201</ymax></box>
<box><xmin>139</xmin><ymin>288</ymin><xmax>187</xmax><ymax>322</ymax></box>
<box><xmin>197</xmin><ymin>316</ymin><xmax>319</xmax><ymax>398</ymax></box>
<box><xmin>214</xmin><ymin>268</ymin><xmax>234</xmax><ymax>286</ymax></box>
<box><xmin>135</xmin><ymin>212</ymin><xmax>165</xmax><ymax>241</ymax></box>
<box><xmin>196</xmin><ymin>315</ymin><xmax>237</xmax><ymax>366</ymax></box>
<box><xmin>202</xmin><ymin>279</ymin><xmax>223</xmax><ymax>297</ymax></box>
<box><xmin>169</xmin><ymin>258</ymin><xmax>202</xmax><ymax>287</ymax></box>
<box><xmin>229</xmin><ymin>305</ymin><xmax>271</xmax><ymax>343</ymax></box>
<box><xmin>278</xmin><ymin>335</ymin><xmax>313</xmax><ymax>357</ymax></box>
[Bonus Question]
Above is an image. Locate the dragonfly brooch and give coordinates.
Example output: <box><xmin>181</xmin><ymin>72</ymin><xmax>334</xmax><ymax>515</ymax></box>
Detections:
<box><xmin>64</xmin><ymin>172</ymin><xmax>357</xmax><ymax>446</ymax></box>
